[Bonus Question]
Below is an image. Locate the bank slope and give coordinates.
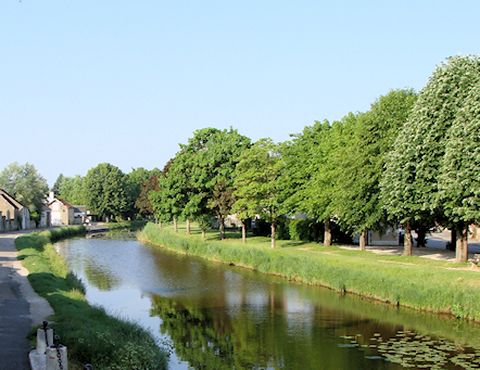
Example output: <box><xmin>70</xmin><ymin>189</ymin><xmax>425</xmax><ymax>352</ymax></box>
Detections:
<box><xmin>139</xmin><ymin>223</ymin><xmax>480</xmax><ymax>322</ymax></box>
<box><xmin>16</xmin><ymin>227</ymin><xmax>167</xmax><ymax>370</ymax></box>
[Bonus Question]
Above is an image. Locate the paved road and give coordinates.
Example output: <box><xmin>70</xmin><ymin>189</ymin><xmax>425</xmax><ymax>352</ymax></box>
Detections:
<box><xmin>0</xmin><ymin>232</ymin><xmax>53</xmax><ymax>370</ymax></box>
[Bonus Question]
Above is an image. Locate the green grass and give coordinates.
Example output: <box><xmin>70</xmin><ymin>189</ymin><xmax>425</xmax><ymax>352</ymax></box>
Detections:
<box><xmin>139</xmin><ymin>222</ymin><xmax>480</xmax><ymax>322</ymax></box>
<box><xmin>16</xmin><ymin>226</ymin><xmax>167</xmax><ymax>370</ymax></box>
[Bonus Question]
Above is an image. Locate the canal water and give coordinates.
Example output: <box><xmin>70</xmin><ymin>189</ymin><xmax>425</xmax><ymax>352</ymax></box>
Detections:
<box><xmin>55</xmin><ymin>237</ymin><xmax>480</xmax><ymax>370</ymax></box>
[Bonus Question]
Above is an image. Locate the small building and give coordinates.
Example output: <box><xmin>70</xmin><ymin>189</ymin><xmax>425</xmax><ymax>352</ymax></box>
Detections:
<box><xmin>368</xmin><ymin>227</ymin><xmax>400</xmax><ymax>246</ymax></box>
<box><xmin>72</xmin><ymin>205</ymin><xmax>88</xmax><ymax>225</ymax></box>
<box><xmin>0</xmin><ymin>189</ymin><xmax>30</xmax><ymax>231</ymax></box>
<box><xmin>39</xmin><ymin>204</ymin><xmax>52</xmax><ymax>228</ymax></box>
<box><xmin>48</xmin><ymin>192</ymin><xmax>74</xmax><ymax>226</ymax></box>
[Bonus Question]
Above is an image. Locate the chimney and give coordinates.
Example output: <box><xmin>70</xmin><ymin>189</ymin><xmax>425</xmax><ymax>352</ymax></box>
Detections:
<box><xmin>48</xmin><ymin>191</ymin><xmax>55</xmax><ymax>203</ymax></box>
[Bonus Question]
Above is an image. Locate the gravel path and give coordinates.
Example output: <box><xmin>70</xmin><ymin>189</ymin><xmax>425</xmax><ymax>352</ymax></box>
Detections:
<box><xmin>0</xmin><ymin>232</ymin><xmax>54</xmax><ymax>370</ymax></box>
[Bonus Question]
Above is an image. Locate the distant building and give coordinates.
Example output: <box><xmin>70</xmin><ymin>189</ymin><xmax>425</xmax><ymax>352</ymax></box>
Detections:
<box><xmin>48</xmin><ymin>192</ymin><xmax>75</xmax><ymax>226</ymax></box>
<box><xmin>73</xmin><ymin>205</ymin><xmax>88</xmax><ymax>224</ymax></box>
<box><xmin>39</xmin><ymin>204</ymin><xmax>52</xmax><ymax>228</ymax></box>
<box><xmin>48</xmin><ymin>192</ymin><xmax>88</xmax><ymax>226</ymax></box>
<box><xmin>0</xmin><ymin>189</ymin><xmax>30</xmax><ymax>230</ymax></box>
<box><xmin>368</xmin><ymin>227</ymin><xmax>400</xmax><ymax>246</ymax></box>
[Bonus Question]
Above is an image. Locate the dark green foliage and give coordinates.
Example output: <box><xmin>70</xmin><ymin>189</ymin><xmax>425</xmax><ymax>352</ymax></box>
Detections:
<box><xmin>233</xmin><ymin>139</ymin><xmax>284</xmax><ymax>246</ymax></box>
<box><xmin>135</xmin><ymin>174</ymin><xmax>160</xmax><ymax>218</ymax></box>
<box><xmin>126</xmin><ymin>167</ymin><xmax>159</xmax><ymax>218</ymax></box>
<box><xmin>56</xmin><ymin>175</ymin><xmax>87</xmax><ymax>205</ymax></box>
<box><xmin>233</xmin><ymin>139</ymin><xmax>284</xmax><ymax>224</ymax></box>
<box><xmin>289</xmin><ymin>219</ymin><xmax>323</xmax><ymax>242</ymax></box>
<box><xmin>336</xmin><ymin>90</ymin><xmax>417</xmax><ymax>234</ymax></box>
<box><xmin>84</xmin><ymin>163</ymin><xmax>129</xmax><ymax>220</ymax></box>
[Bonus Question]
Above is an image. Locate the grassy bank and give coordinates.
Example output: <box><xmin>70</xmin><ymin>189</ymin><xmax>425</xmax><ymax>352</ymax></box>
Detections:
<box><xmin>139</xmin><ymin>222</ymin><xmax>480</xmax><ymax>322</ymax></box>
<box><xmin>16</xmin><ymin>226</ymin><xmax>167</xmax><ymax>370</ymax></box>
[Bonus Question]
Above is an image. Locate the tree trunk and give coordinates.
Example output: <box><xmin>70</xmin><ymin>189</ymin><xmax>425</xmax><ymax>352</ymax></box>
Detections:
<box><xmin>219</xmin><ymin>217</ymin><xmax>225</xmax><ymax>240</ymax></box>
<box><xmin>416</xmin><ymin>227</ymin><xmax>427</xmax><ymax>248</ymax></box>
<box><xmin>324</xmin><ymin>218</ymin><xmax>332</xmax><ymax>247</ymax></box>
<box><xmin>173</xmin><ymin>218</ymin><xmax>178</xmax><ymax>233</ymax></box>
<box><xmin>455</xmin><ymin>224</ymin><xmax>468</xmax><ymax>263</ymax></box>
<box><xmin>271</xmin><ymin>222</ymin><xmax>276</xmax><ymax>248</ymax></box>
<box><xmin>448</xmin><ymin>228</ymin><xmax>456</xmax><ymax>251</ymax></box>
<box><xmin>241</xmin><ymin>222</ymin><xmax>246</xmax><ymax>243</ymax></box>
<box><xmin>186</xmin><ymin>219</ymin><xmax>191</xmax><ymax>235</ymax></box>
<box><xmin>201</xmin><ymin>230</ymin><xmax>205</xmax><ymax>239</ymax></box>
<box><xmin>404</xmin><ymin>221</ymin><xmax>413</xmax><ymax>256</ymax></box>
<box><xmin>359</xmin><ymin>230</ymin><xmax>367</xmax><ymax>251</ymax></box>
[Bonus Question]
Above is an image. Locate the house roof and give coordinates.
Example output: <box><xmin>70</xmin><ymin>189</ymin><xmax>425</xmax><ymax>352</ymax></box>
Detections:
<box><xmin>48</xmin><ymin>197</ymin><xmax>74</xmax><ymax>208</ymax></box>
<box><xmin>0</xmin><ymin>189</ymin><xmax>26</xmax><ymax>210</ymax></box>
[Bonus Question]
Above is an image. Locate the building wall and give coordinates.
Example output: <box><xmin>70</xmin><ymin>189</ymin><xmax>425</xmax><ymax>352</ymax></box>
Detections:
<box><xmin>50</xmin><ymin>200</ymin><xmax>73</xmax><ymax>226</ymax></box>
<box><xmin>368</xmin><ymin>228</ymin><xmax>400</xmax><ymax>246</ymax></box>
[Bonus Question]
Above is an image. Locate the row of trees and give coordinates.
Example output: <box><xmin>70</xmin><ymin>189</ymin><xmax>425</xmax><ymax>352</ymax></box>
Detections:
<box><xmin>53</xmin><ymin>165</ymin><xmax>161</xmax><ymax>221</ymax></box>
<box><xmin>0</xmin><ymin>162</ymin><xmax>161</xmax><ymax>223</ymax></box>
<box><xmin>148</xmin><ymin>56</ymin><xmax>480</xmax><ymax>262</ymax></box>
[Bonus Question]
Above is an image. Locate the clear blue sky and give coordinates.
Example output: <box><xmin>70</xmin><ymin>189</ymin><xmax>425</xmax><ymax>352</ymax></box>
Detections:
<box><xmin>1</xmin><ymin>0</ymin><xmax>479</xmax><ymax>185</ymax></box>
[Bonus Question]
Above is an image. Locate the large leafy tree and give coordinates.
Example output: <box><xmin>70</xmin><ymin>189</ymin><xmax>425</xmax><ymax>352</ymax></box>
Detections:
<box><xmin>154</xmin><ymin>128</ymin><xmax>250</xmax><ymax>238</ymax></box>
<box><xmin>52</xmin><ymin>173</ymin><xmax>65</xmax><ymax>194</ymax></box>
<box><xmin>300</xmin><ymin>118</ymin><xmax>350</xmax><ymax>246</ymax></box>
<box><xmin>84</xmin><ymin>163</ymin><xmax>129</xmax><ymax>221</ymax></box>
<box><xmin>381</xmin><ymin>56</ymin><xmax>480</xmax><ymax>258</ymax></box>
<box><xmin>136</xmin><ymin>173</ymin><xmax>161</xmax><ymax>218</ymax></box>
<box><xmin>151</xmin><ymin>152</ymin><xmax>190</xmax><ymax>231</ymax></box>
<box><xmin>233</xmin><ymin>139</ymin><xmax>284</xmax><ymax>248</ymax></box>
<box><xmin>439</xmin><ymin>84</ymin><xmax>480</xmax><ymax>261</ymax></box>
<box><xmin>0</xmin><ymin>162</ymin><xmax>48</xmax><ymax>219</ymax></box>
<box><xmin>126</xmin><ymin>167</ymin><xmax>160</xmax><ymax>218</ymax></box>
<box><xmin>194</xmin><ymin>128</ymin><xmax>251</xmax><ymax>239</ymax></box>
<box><xmin>281</xmin><ymin>120</ymin><xmax>331</xmax><ymax>217</ymax></box>
<box><xmin>56</xmin><ymin>175</ymin><xmax>87</xmax><ymax>205</ymax></box>
<box><xmin>336</xmin><ymin>90</ymin><xmax>417</xmax><ymax>249</ymax></box>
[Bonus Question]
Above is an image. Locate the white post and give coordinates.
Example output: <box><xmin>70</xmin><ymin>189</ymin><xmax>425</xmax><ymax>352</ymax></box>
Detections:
<box><xmin>46</xmin><ymin>345</ymin><xmax>68</xmax><ymax>370</ymax></box>
<box><xmin>36</xmin><ymin>327</ymin><xmax>54</xmax><ymax>354</ymax></box>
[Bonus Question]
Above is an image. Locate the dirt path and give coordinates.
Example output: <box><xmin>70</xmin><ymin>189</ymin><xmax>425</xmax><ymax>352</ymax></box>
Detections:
<box><xmin>0</xmin><ymin>232</ymin><xmax>54</xmax><ymax>369</ymax></box>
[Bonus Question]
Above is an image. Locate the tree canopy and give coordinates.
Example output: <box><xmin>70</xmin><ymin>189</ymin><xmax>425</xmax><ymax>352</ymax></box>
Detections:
<box><xmin>0</xmin><ymin>162</ymin><xmax>48</xmax><ymax>215</ymax></box>
<box><xmin>84</xmin><ymin>163</ymin><xmax>129</xmax><ymax>220</ymax></box>
<box><xmin>233</xmin><ymin>139</ymin><xmax>284</xmax><ymax>247</ymax></box>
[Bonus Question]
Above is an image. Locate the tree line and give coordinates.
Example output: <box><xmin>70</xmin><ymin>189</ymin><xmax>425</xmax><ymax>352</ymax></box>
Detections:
<box><xmin>0</xmin><ymin>162</ymin><xmax>161</xmax><ymax>224</ymax></box>
<box><xmin>146</xmin><ymin>56</ymin><xmax>480</xmax><ymax>262</ymax></box>
<box><xmin>1</xmin><ymin>56</ymin><xmax>478</xmax><ymax>262</ymax></box>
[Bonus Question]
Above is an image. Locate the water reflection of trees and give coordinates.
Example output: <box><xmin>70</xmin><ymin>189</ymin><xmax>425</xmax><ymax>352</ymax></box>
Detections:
<box><xmin>84</xmin><ymin>262</ymin><xmax>120</xmax><ymax>291</ymax></box>
<box><xmin>149</xmin><ymin>292</ymin><xmax>382</xmax><ymax>370</ymax></box>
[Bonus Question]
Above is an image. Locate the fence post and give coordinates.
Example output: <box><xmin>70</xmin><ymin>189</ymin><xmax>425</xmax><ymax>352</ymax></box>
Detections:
<box><xmin>46</xmin><ymin>336</ymin><xmax>68</xmax><ymax>370</ymax></box>
<box><xmin>36</xmin><ymin>321</ymin><xmax>54</xmax><ymax>355</ymax></box>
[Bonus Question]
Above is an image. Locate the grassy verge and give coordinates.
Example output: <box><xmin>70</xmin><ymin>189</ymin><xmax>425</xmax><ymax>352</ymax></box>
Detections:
<box><xmin>139</xmin><ymin>222</ymin><xmax>480</xmax><ymax>322</ymax></box>
<box><xmin>16</xmin><ymin>226</ymin><xmax>167</xmax><ymax>370</ymax></box>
